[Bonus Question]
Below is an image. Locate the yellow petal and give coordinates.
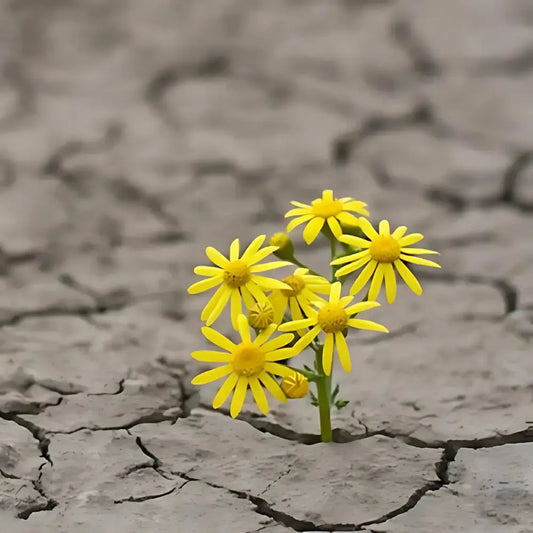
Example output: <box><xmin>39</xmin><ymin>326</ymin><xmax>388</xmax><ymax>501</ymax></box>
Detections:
<box><xmin>237</xmin><ymin>313</ymin><xmax>251</xmax><ymax>343</ymax></box>
<box><xmin>345</xmin><ymin>300</ymin><xmax>380</xmax><ymax>315</ymax></box>
<box><xmin>201</xmin><ymin>284</ymin><xmax>228</xmax><ymax>321</ymax></box>
<box><xmin>290</xmin><ymin>200</ymin><xmax>311</xmax><ymax>209</ymax></box>
<box><xmin>269</xmin><ymin>291</ymin><xmax>288</xmax><ymax>324</ymax></box>
<box><xmin>343</xmin><ymin>200</ymin><xmax>369</xmax><ymax>216</ymax></box>
<box><xmin>206</xmin><ymin>246</ymin><xmax>229</xmax><ymax>268</ymax></box>
<box><xmin>335</xmin><ymin>331</ymin><xmax>351</xmax><ymax>373</ymax></box>
<box><xmin>322</xmin><ymin>189</ymin><xmax>334</xmax><ymax>201</ymax></box>
<box><xmin>254</xmin><ymin>323</ymin><xmax>278</xmax><ymax>346</ymax></box>
<box><xmin>358</xmin><ymin>218</ymin><xmax>379</xmax><ymax>240</ymax></box>
<box><xmin>230</xmin><ymin>376</ymin><xmax>248</xmax><ymax>418</ymax></box>
<box><xmin>278</xmin><ymin>318</ymin><xmax>315</xmax><ymax>332</ymax></box>
<box><xmin>399</xmin><ymin>233</ymin><xmax>424</xmax><ymax>247</ymax></box>
<box><xmin>399</xmin><ymin>254</ymin><xmax>441</xmax><ymax>268</ymax></box>
<box><xmin>327</xmin><ymin>216</ymin><xmax>342</xmax><ymax>239</ymax></box>
<box><xmin>303</xmin><ymin>217</ymin><xmax>325</xmax><ymax>244</ymax></box>
<box><xmin>201</xmin><ymin>326</ymin><xmax>236</xmax><ymax>351</ymax></box>
<box><xmin>349</xmin><ymin>259</ymin><xmax>377</xmax><ymax>296</ymax></box>
<box><xmin>245</xmin><ymin>281</ymin><xmax>268</xmax><ymax>304</ymax></box>
<box><xmin>229</xmin><ymin>238</ymin><xmax>240</xmax><ymax>261</ymax></box>
<box><xmin>249</xmin><ymin>377</ymin><xmax>269</xmax><ymax>414</ymax></box>
<box><xmin>287</xmin><ymin>214</ymin><xmax>314</xmax><ymax>232</ymax></box>
<box><xmin>293</xmin><ymin>325</ymin><xmax>321</xmax><ymax>350</ymax></box>
<box><xmin>367</xmin><ymin>263</ymin><xmax>385</xmax><ymax>301</ymax></box>
<box><xmin>322</xmin><ymin>333</ymin><xmax>334</xmax><ymax>376</ymax></box>
<box><xmin>264</xmin><ymin>362</ymin><xmax>292</xmax><ymax>377</ymax></box>
<box><xmin>265</xmin><ymin>347</ymin><xmax>297</xmax><ymax>361</ymax></box>
<box><xmin>331</xmin><ymin>249</ymin><xmax>369</xmax><ymax>266</ymax></box>
<box><xmin>250</xmin><ymin>261</ymin><xmax>292</xmax><ymax>273</ymax></box>
<box><xmin>330</xmin><ymin>282</ymin><xmax>342</xmax><ymax>304</ymax></box>
<box><xmin>336</xmin><ymin>211</ymin><xmax>360</xmax><ymax>227</ymax></box>
<box><xmin>248</xmin><ymin>246</ymin><xmax>279</xmax><ymax>265</ymax></box>
<box><xmin>335</xmin><ymin>256</ymin><xmax>371</xmax><ymax>277</ymax></box>
<box><xmin>391</xmin><ymin>225</ymin><xmax>408</xmax><ymax>239</ymax></box>
<box><xmin>379</xmin><ymin>220</ymin><xmax>390</xmax><ymax>236</ymax></box>
<box><xmin>338</xmin><ymin>234</ymin><xmax>371</xmax><ymax>249</ymax></box>
<box><xmin>194</xmin><ymin>266</ymin><xmax>222</xmax><ymax>277</ymax></box>
<box><xmin>284</xmin><ymin>207</ymin><xmax>311</xmax><ymax>218</ymax></box>
<box><xmin>206</xmin><ymin>285</ymin><xmax>232</xmax><ymax>325</ymax></box>
<box><xmin>188</xmin><ymin>276</ymin><xmax>223</xmax><ymax>294</ymax></box>
<box><xmin>394</xmin><ymin>260</ymin><xmax>423</xmax><ymax>295</ymax></box>
<box><xmin>241</xmin><ymin>285</ymin><xmax>255</xmax><ymax>309</ymax></box>
<box><xmin>383</xmin><ymin>263</ymin><xmax>397</xmax><ymax>304</ymax></box>
<box><xmin>212</xmin><ymin>373</ymin><xmax>239</xmax><ymax>409</ymax></box>
<box><xmin>348</xmin><ymin>318</ymin><xmax>389</xmax><ymax>333</ymax></box>
<box><xmin>230</xmin><ymin>290</ymin><xmax>243</xmax><ymax>330</ymax></box>
<box><xmin>191</xmin><ymin>365</ymin><xmax>233</xmax><ymax>385</ymax></box>
<box><xmin>259</xmin><ymin>372</ymin><xmax>286</xmax><ymax>403</ymax></box>
<box><xmin>401</xmin><ymin>248</ymin><xmax>440</xmax><ymax>255</ymax></box>
<box><xmin>251</xmin><ymin>275</ymin><xmax>291</xmax><ymax>290</ymax></box>
<box><xmin>241</xmin><ymin>235</ymin><xmax>266</xmax><ymax>262</ymax></box>
<box><xmin>191</xmin><ymin>350</ymin><xmax>231</xmax><ymax>362</ymax></box>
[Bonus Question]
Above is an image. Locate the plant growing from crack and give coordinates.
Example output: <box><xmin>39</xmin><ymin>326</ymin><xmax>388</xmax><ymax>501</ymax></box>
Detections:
<box><xmin>188</xmin><ymin>189</ymin><xmax>440</xmax><ymax>442</ymax></box>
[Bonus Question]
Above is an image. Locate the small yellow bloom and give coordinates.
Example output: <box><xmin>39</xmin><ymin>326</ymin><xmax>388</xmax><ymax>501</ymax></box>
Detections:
<box><xmin>285</xmin><ymin>189</ymin><xmax>369</xmax><ymax>244</ymax></box>
<box><xmin>269</xmin><ymin>232</ymin><xmax>294</xmax><ymax>260</ymax></box>
<box><xmin>278</xmin><ymin>282</ymin><xmax>388</xmax><ymax>376</ymax></box>
<box><xmin>331</xmin><ymin>219</ymin><xmax>441</xmax><ymax>303</ymax></box>
<box><xmin>248</xmin><ymin>300</ymin><xmax>275</xmax><ymax>329</ymax></box>
<box><xmin>281</xmin><ymin>371</ymin><xmax>309</xmax><ymax>398</ymax></box>
<box><xmin>191</xmin><ymin>314</ymin><xmax>298</xmax><ymax>417</ymax></box>
<box><xmin>188</xmin><ymin>235</ymin><xmax>291</xmax><ymax>328</ymax></box>
<box><xmin>269</xmin><ymin>267</ymin><xmax>331</xmax><ymax>333</ymax></box>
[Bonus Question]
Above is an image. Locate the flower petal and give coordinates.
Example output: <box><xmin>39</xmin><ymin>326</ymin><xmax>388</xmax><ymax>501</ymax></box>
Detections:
<box><xmin>206</xmin><ymin>246</ymin><xmax>229</xmax><ymax>268</ymax></box>
<box><xmin>254</xmin><ymin>324</ymin><xmax>278</xmax><ymax>346</ymax></box>
<box><xmin>335</xmin><ymin>331</ymin><xmax>351</xmax><ymax>373</ymax></box>
<box><xmin>338</xmin><ymin>234</ymin><xmax>371</xmax><ymax>249</ymax></box>
<box><xmin>290</xmin><ymin>200</ymin><xmax>311</xmax><ymax>209</ymax></box>
<box><xmin>367</xmin><ymin>263</ymin><xmax>385</xmax><ymax>301</ymax></box>
<box><xmin>343</xmin><ymin>200</ymin><xmax>369</xmax><ymax>216</ymax></box>
<box><xmin>188</xmin><ymin>276</ymin><xmax>223</xmax><ymax>294</ymax></box>
<box><xmin>401</xmin><ymin>248</ymin><xmax>440</xmax><ymax>255</ymax></box>
<box><xmin>336</xmin><ymin>211</ymin><xmax>360</xmax><ymax>227</ymax></box>
<box><xmin>358</xmin><ymin>218</ymin><xmax>379</xmax><ymax>240</ymax></box>
<box><xmin>250</xmin><ymin>261</ymin><xmax>292</xmax><ymax>273</ymax></box>
<box><xmin>266</xmin><ymin>347</ymin><xmax>297</xmax><ymax>361</ymax></box>
<box><xmin>335</xmin><ymin>255</ymin><xmax>372</xmax><ymax>277</ymax></box>
<box><xmin>330</xmin><ymin>282</ymin><xmax>342</xmax><ymax>304</ymax></box>
<box><xmin>287</xmin><ymin>214</ymin><xmax>314</xmax><ymax>232</ymax></box>
<box><xmin>249</xmin><ymin>377</ymin><xmax>269</xmax><ymax>414</ymax></box>
<box><xmin>191</xmin><ymin>350</ymin><xmax>231</xmax><ymax>362</ymax></box>
<box><xmin>245</xmin><ymin>281</ymin><xmax>268</xmax><ymax>304</ymax></box>
<box><xmin>241</xmin><ymin>285</ymin><xmax>255</xmax><ymax>309</ymax></box>
<box><xmin>201</xmin><ymin>326</ymin><xmax>236</xmax><ymax>351</ymax></box>
<box><xmin>206</xmin><ymin>285</ymin><xmax>232</xmax><ymax>325</ymax></box>
<box><xmin>379</xmin><ymin>220</ymin><xmax>390</xmax><ymax>236</ymax></box>
<box><xmin>191</xmin><ymin>365</ymin><xmax>233</xmax><ymax>385</ymax></box>
<box><xmin>394</xmin><ymin>260</ymin><xmax>423</xmax><ymax>295</ymax></box>
<box><xmin>241</xmin><ymin>235</ymin><xmax>266</xmax><ymax>262</ymax></box>
<box><xmin>251</xmin><ymin>275</ymin><xmax>291</xmax><ymax>290</ymax></box>
<box><xmin>327</xmin><ymin>216</ymin><xmax>343</xmax><ymax>239</ymax></box>
<box><xmin>391</xmin><ymin>225</ymin><xmax>408</xmax><ymax>239</ymax></box>
<box><xmin>194</xmin><ymin>266</ymin><xmax>223</xmax><ymax>277</ymax></box>
<box><xmin>237</xmin><ymin>313</ymin><xmax>251</xmax><ymax>343</ymax></box>
<box><xmin>230</xmin><ymin>290</ymin><xmax>243</xmax><ymax>329</ymax></box>
<box><xmin>229</xmin><ymin>238</ymin><xmax>240</xmax><ymax>261</ymax></box>
<box><xmin>212</xmin><ymin>373</ymin><xmax>239</xmax><ymax>408</ymax></box>
<box><xmin>230</xmin><ymin>376</ymin><xmax>248</xmax><ymax>418</ymax></box>
<box><xmin>399</xmin><ymin>254</ymin><xmax>441</xmax><ymax>268</ymax></box>
<box><xmin>278</xmin><ymin>318</ymin><xmax>316</xmax><ymax>332</ymax></box>
<box><xmin>322</xmin><ymin>333</ymin><xmax>334</xmax><ymax>376</ymax></box>
<box><xmin>269</xmin><ymin>291</ymin><xmax>288</xmax><ymax>324</ymax></box>
<box><xmin>331</xmin><ymin>249</ymin><xmax>369</xmax><ymax>266</ymax></box>
<box><xmin>345</xmin><ymin>300</ymin><xmax>380</xmax><ymax>315</ymax></box>
<box><xmin>348</xmin><ymin>318</ymin><xmax>389</xmax><ymax>333</ymax></box>
<box><xmin>248</xmin><ymin>246</ymin><xmax>279</xmax><ymax>265</ymax></box>
<box><xmin>259</xmin><ymin>372</ymin><xmax>286</xmax><ymax>403</ymax></box>
<box><xmin>265</xmin><ymin>362</ymin><xmax>292</xmax><ymax>377</ymax></box>
<box><xmin>349</xmin><ymin>259</ymin><xmax>377</xmax><ymax>296</ymax></box>
<box><xmin>294</xmin><ymin>325</ymin><xmax>321</xmax><ymax>350</ymax></box>
<box><xmin>399</xmin><ymin>233</ymin><xmax>424</xmax><ymax>247</ymax></box>
<box><xmin>383</xmin><ymin>263</ymin><xmax>397</xmax><ymax>304</ymax></box>
<box><xmin>201</xmin><ymin>284</ymin><xmax>228</xmax><ymax>321</ymax></box>
<box><xmin>303</xmin><ymin>217</ymin><xmax>325</xmax><ymax>244</ymax></box>
<box><xmin>284</xmin><ymin>207</ymin><xmax>311</xmax><ymax>218</ymax></box>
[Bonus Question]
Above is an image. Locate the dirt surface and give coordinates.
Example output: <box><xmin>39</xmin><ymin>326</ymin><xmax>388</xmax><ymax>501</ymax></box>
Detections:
<box><xmin>0</xmin><ymin>1</ymin><xmax>532</xmax><ymax>531</ymax></box>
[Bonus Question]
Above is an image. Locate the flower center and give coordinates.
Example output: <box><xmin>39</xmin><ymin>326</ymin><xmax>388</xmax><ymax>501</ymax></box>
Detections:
<box><xmin>231</xmin><ymin>343</ymin><xmax>265</xmax><ymax>377</ymax></box>
<box><xmin>281</xmin><ymin>275</ymin><xmax>306</xmax><ymax>297</ymax></box>
<box><xmin>311</xmin><ymin>198</ymin><xmax>343</xmax><ymax>218</ymax></box>
<box><xmin>223</xmin><ymin>260</ymin><xmax>251</xmax><ymax>288</ymax></box>
<box><xmin>317</xmin><ymin>303</ymin><xmax>348</xmax><ymax>333</ymax></box>
<box><xmin>369</xmin><ymin>236</ymin><xmax>401</xmax><ymax>263</ymax></box>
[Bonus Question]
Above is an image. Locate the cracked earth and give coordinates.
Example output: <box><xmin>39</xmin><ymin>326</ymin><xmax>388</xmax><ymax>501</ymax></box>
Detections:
<box><xmin>0</xmin><ymin>1</ymin><xmax>532</xmax><ymax>531</ymax></box>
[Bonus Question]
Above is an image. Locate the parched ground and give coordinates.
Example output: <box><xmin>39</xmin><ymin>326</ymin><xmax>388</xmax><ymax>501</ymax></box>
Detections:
<box><xmin>0</xmin><ymin>1</ymin><xmax>532</xmax><ymax>531</ymax></box>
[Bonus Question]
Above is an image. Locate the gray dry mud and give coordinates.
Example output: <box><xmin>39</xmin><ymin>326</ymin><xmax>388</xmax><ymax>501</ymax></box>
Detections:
<box><xmin>0</xmin><ymin>1</ymin><xmax>532</xmax><ymax>532</ymax></box>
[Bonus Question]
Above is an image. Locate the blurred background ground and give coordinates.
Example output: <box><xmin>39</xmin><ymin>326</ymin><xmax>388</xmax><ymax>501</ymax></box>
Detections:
<box><xmin>0</xmin><ymin>1</ymin><xmax>531</xmax><ymax>531</ymax></box>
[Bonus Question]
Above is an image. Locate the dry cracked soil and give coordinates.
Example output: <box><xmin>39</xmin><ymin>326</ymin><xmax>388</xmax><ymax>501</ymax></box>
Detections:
<box><xmin>0</xmin><ymin>1</ymin><xmax>532</xmax><ymax>532</ymax></box>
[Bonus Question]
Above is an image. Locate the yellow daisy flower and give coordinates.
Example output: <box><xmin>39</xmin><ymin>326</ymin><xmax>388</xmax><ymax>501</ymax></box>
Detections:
<box><xmin>285</xmin><ymin>189</ymin><xmax>370</xmax><ymax>244</ymax></box>
<box><xmin>331</xmin><ymin>218</ymin><xmax>441</xmax><ymax>303</ymax></box>
<box><xmin>269</xmin><ymin>267</ymin><xmax>331</xmax><ymax>332</ymax></box>
<box><xmin>278</xmin><ymin>282</ymin><xmax>388</xmax><ymax>375</ymax></box>
<box><xmin>191</xmin><ymin>314</ymin><xmax>297</xmax><ymax>418</ymax></box>
<box><xmin>188</xmin><ymin>235</ymin><xmax>291</xmax><ymax>328</ymax></box>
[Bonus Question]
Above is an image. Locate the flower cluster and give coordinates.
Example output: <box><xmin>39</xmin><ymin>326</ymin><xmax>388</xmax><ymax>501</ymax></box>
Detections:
<box><xmin>188</xmin><ymin>189</ymin><xmax>440</xmax><ymax>437</ymax></box>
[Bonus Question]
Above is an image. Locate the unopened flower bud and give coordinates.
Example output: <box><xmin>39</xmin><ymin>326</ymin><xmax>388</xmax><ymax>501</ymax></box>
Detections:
<box><xmin>248</xmin><ymin>300</ymin><xmax>275</xmax><ymax>330</ymax></box>
<box><xmin>269</xmin><ymin>232</ymin><xmax>294</xmax><ymax>261</ymax></box>
<box><xmin>281</xmin><ymin>371</ymin><xmax>309</xmax><ymax>399</ymax></box>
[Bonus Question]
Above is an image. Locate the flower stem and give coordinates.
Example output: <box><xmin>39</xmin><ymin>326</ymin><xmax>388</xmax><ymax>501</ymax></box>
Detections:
<box><xmin>315</xmin><ymin>351</ymin><xmax>332</xmax><ymax>442</ymax></box>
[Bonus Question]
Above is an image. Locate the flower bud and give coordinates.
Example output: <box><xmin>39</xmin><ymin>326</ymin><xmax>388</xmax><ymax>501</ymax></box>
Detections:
<box><xmin>281</xmin><ymin>371</ymin><xmax>309</xmax><ymax>399</ymax></box>
<box><xmin>269</xmin><ymin>232</ymin><xmax>294</xmax><ymax>261</ymax></box>
<box><xmin>248</xmin><ymin>300</ymin><xmax>275</xmax><ymax>330</ymax></box>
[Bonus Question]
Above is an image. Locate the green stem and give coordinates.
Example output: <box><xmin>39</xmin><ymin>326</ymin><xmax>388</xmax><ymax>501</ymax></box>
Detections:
<box><xmin>315</xmin><ymin>351</ymin><xmax>332</xmax><ymax>442</ymax></box>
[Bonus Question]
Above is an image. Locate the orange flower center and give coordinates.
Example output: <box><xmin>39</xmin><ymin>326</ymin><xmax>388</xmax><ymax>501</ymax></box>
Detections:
<box><xmin>281</xmin><ymin>274</ymin><xmax>306</xmax><ymax>297</ymax></box>
<box><xmin>311</xmin><ymin>198</ymin><xmax>343</xmax><ymax>218</ymax></box>
<box><xmin>231</xmin><ymin>343</ymin><xmax>265</xmax><ymax>377</ymax></box>
<box><xmin>369</xmin><ymin>236</ymin><xmax>401</xmax><ymax>263</ymax></box>
<box><xmin>317</xmin><ymin>303</ymin><xmax>348</xmax><ymax>333</ymax></box>
<box><xmin>223</xmin><ymin>260</ymin><xmax>251</xmax><ymax>288</ymax></box>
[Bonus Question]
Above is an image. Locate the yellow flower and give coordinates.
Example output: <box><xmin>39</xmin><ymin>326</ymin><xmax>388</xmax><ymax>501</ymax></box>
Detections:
<box><xmin>281</xmin><ymin>371</ymin><xmax>309</xmax><ymax>399</ymax></box>
<box><xmin>248</xmin><ymin>300</ymin><xmax>275</xmax><ymax>330</ymax></box>
<box><xmin>269</xmin><ymin>267</ymin><xmax>331</xmax><ymax>333</ymax></box>
<box><xmin>191</xmin><ymin>314</ymin><xmax>297</xmax><ymax>417</ymax></box>
<box><xmin>188</xmin><ymin>235</ymin><xmax>291</xmax><ymax>328</ymax></box>
<box><xmin>278</xmin><ymin>282</ymin><xmax>388</xmax><ymax>375</ymax></box>
<box><xmin>331</xmin><ymin>219</ymin><xmax>441</xmax><ymax>303</ymax></box>
<box><xmin>285</xmin><ymin>189</ymin><xmax>369</xmax><ymax>244</ymax></box>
